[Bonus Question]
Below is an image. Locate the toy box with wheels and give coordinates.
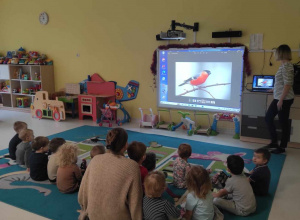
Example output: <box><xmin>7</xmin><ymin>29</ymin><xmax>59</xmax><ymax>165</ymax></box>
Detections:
<box><xmin>139</xmin><ymin>108</ymin><xmax>158</xmax><ymax>128</ymax></box>
<box><xmin>194</xmin><ymin>112</ymin><xmax>211</xmax><ymax>135</ymax></box>
<box><xmin>156</xmin><ymin>109</ymin><xmax>174</xmax><ymax>130</ymax></box>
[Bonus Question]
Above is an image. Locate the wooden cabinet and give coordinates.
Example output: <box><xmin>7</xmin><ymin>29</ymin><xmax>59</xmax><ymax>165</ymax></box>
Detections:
<box><xmin>240</xmin><ymin>91</ymin><xmax>300</xmax><ymax>148</ymax></box>
<box><xmin>0</xmin><ymin>65</ymin><xmax>54</xmax><ymax>111</ymax></box>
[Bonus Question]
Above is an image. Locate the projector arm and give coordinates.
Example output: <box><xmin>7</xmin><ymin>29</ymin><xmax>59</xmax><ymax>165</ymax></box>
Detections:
<box><xmin>171</xmin><ymin>20</ymin><xmax>199</xmax><ymax>32</ymax></box>
<box><xmin>156</xmin><ymin>20</ymin><xmax>199</xmax><ymax>41</ymax></box>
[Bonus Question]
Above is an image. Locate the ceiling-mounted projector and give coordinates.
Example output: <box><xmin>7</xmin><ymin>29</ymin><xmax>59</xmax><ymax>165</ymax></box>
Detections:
<box><xmin>156</xmin><ymin>20</ymin><xmax>199</xmax><ymax>41</ymax></box>
<box><xmin>160</xmin><ymin>30</ymin><xmax>186</xmax><ymax>41</ymax></box>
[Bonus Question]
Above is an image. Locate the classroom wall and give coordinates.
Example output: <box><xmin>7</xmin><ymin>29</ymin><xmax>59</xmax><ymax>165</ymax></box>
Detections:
<box><xmin>1</xmin><ymin>0</ymin><xmax>300</xmax><ymax>129</ymax></box>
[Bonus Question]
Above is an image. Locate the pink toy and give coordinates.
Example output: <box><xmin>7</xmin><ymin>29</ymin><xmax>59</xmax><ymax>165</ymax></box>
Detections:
<box><xmin>172</xmin><ymin>151</ymin><xmax>251</xmax><ymax>164</ymax></box>
<box><xmin>98</xmin><ymin>103</ymin><xmax>120</xmax><ymax>127</ymax></box>
<box><xmin>78</xmin><ymin>73</ymin><xmax>116</xmax><ymax>122</ymax></box>
<box><xmin>79</xmin><ymin>95</ymin><xmax>112</xmax><ymax>122</ymax></box>
<box><xmin>139</xmin><ymin>108</ymin><xmax>158</xmax><ymax>128</ymax></box>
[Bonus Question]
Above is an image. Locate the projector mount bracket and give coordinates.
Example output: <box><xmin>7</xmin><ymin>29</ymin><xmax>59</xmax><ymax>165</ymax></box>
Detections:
<box><xmin>171</xmin><ymin>20</ymin><xmax>199</xmax><ymax>32</ymax></box>
<box><xmin>156</xmin><ymin>20</ymin><xmax>199</xmax><ymax>41</ymax></box>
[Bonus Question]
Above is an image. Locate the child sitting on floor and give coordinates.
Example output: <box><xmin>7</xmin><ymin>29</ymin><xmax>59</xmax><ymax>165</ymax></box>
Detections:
<box><xmin>29</xmin><ymin>136</ymin><xmax>49</xmax><ymax>181</ymax></box>
<box><xmin>5</xmin><ymin>121</ymin><xmax>28</xmax><ymax>160</ymax></box>
<box><xmin>127</xmin><ymin>141</ymin><xmax>148</xmax><ymax>187</ymax></box>
<box><xmin>56</xmin><ymin>143</ymin><xmax>82</xmax><ymax>193</ymax></box>
<box><xmin>183</xmin><ymin>165</ymin><xmax>221</xmax><ymax>220</ymax></box>
<box><xmin>246</xmin><ymin>148</ymin><xmax>271</xmax><ymax>196</ymax></box>
<box><xmin>143</xmin><ymin>171</ymin><xmax>181</xmax><ymax>220</ymax></box>
<box><xmin>90</xmin><ymin>145</ymin><xmax>106</xmax><ymax>159</ymax></box>
<box><xmin>47</xmin><ymin>138</ymin><xmax>66</xmax><ymax>183</ymax></box>
<box><xmin>79</xmin><ymin>145</ymin><xmax>106</xmax><ymax>175</ymax></box>
<box><xmin>213</xmin><ymin>155</ymin><xmax>256</xmax><ymax>216</ymax></box>
<box><xmin>15</xmin><ymin>129</ymin><xmax>34</xmax><ymax>168</ymax></box>
<box><xmin>142</xmin><ymin>152</ymin><xmax>157</xmax><ymax>172</ymax></box>
<box><xmin>173</xmin><ymin>143</ymin><xmax>192</xmax><ymax>188</ymax></box>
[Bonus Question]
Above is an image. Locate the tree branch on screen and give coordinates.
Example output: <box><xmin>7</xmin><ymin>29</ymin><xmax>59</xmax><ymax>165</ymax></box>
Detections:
<box><xmin>178</xmin><ymin>83</ymin><xmax>231</xmax><ymax>98</ymax></box>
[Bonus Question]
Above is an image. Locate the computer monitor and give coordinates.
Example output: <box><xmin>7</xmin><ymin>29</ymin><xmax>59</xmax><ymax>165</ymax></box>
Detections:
<box><xmin>252</xmin><ymin>75</ymin><xmax>275</xmax><ymax>92</ymax></box>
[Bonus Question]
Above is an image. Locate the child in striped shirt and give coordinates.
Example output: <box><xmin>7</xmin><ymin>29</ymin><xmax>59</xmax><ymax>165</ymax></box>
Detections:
<box><xmin>143</xmin><ymin>171</ymin><xmax>180</xmax><ymax>220</ymax></box>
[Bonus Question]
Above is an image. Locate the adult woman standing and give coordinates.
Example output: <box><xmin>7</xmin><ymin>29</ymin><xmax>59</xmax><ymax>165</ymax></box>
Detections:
<box><xmin>265</xmin><ymin>45</ymin><xmax>294</xmax><ymax>154</ymax></box>
<box><xmin>78</xmin><ymin>128</ymin><xmax>143</xmax><ymax>220</ymax></box>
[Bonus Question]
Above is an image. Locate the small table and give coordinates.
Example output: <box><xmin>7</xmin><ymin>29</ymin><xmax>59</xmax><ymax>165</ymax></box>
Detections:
<box><xmin>58</xmin><ymin>96</ymin><xmax>78</xmax><ymax>118</ymax></box>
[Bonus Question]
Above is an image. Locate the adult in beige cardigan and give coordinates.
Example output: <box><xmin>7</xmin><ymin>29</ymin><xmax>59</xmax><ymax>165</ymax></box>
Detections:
<box><xmin>78</xmin><ymin>128</ymin><xmax>143</xmax><ymax>220</ymax></box>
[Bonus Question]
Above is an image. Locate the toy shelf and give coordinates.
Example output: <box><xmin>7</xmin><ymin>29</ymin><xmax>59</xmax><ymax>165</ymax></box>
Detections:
<box><xmin>0</xmin><ymin>93</ymin><xmax>12</xmax><ymax>107</ymax></box>
<box><xmin>12</xmin><ymin>93</ymin><xmax>35</xmax><ymax>96</ymax></box>
<box><xmin>0</xmin><ymin>64</ymin><xmax>54</xmax><ymax>111</ymax></box>
<box><xmin>12</xmin><ymin>94</ymin><xmax>33</xmax><ymax>108</ymax></box>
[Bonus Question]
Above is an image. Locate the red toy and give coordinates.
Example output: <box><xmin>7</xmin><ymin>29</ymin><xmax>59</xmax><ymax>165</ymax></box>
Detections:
<box><xmin>78</xmin><ymin>74</ymin><xmax>116</xmax><ymax>122</ymax></box>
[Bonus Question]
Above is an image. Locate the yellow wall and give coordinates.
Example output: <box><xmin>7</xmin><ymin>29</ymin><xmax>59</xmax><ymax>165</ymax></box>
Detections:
<box><xmin>1</xmin><ymin>0</ymin><xmax>300</xmax><ymax>124</ymax></box>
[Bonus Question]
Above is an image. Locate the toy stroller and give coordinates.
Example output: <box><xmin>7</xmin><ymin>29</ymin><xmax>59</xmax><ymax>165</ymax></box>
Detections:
<box><xmin>98</xmin><ymin>102</ymin><xmax>120</xmax><ymax>127</ymax></box>
<box><xmin>99</xmin><ymin>106</ymin><xmax>115</xmax><ymax>127</ymax></box>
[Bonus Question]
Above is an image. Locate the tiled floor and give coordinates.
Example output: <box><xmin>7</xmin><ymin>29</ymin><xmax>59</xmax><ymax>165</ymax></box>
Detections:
<box><xmin>0</xmin><ymin>110</ymin><xmax>300</xmax><ymax>220</ymax></box>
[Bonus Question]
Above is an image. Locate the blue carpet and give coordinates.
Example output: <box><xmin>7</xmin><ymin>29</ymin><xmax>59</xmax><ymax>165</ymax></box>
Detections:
<box><xmin>0</xmin><ymin>125</ymin><xmax>285</xmax><ymax>220</ymax></box>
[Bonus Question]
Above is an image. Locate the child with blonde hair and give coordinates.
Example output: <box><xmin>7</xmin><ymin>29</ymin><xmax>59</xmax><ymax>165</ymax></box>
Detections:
<box><xmin>143</xmin><ymin>171</ymin><xmax>180</xmax><ymax>220</ymax></box>
<box><xmin>29</xmin><ymin>136</ymin><xmax>49</xmax><ymax>181</ymax></box>
<box><xmin>183</xmin><ymin>166</ymin><xmax>219</xmax><ymax>220</ymax></box>
<box><xmin>173</xmin><ymin>143</ymin><xmax>192</xmax><ymax>188</ymax></box>
<box><xmin>15</xmin><ymin>129</ymin><xmax>34</xmax><ymax>168</ymax></box>
<box><xmin>56</xmin><ymin>143</ymin><xmax>82</xmax><ymax>193</ymax></box>
<box><xmin>47</xmin><ymin>138</ymin><xmax>66</xmax><ymax>183</ymax></box>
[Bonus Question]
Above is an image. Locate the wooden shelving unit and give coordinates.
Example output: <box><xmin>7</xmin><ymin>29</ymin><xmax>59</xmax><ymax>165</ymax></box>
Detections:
<box><xmin>0</xmin><ymin>65</ymin><xmax>54</xmax><ymax>111</ymax></box>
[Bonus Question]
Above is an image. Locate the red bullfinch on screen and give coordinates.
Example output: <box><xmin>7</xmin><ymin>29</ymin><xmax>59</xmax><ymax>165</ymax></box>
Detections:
<box><xmin>259</xmin><ymin>80</ymin><xmax>267</xmax><ymax>86</ymax></box>
<box><xmin>179</xmin><ymin>70</ymin><xmax>211</xmax><ymax>87</ymax></box>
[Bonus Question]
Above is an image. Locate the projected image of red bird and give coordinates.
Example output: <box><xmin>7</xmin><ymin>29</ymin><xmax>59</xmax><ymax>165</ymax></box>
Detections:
<box><xmin>259</xmin><ymin>80</ymin><xmax>268</xmax><ymax>86</ymax></box>
<box><xmin>179</xmin><ymin>70</ymin><xmax>211</xmax><ymax>87</ymax></box>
